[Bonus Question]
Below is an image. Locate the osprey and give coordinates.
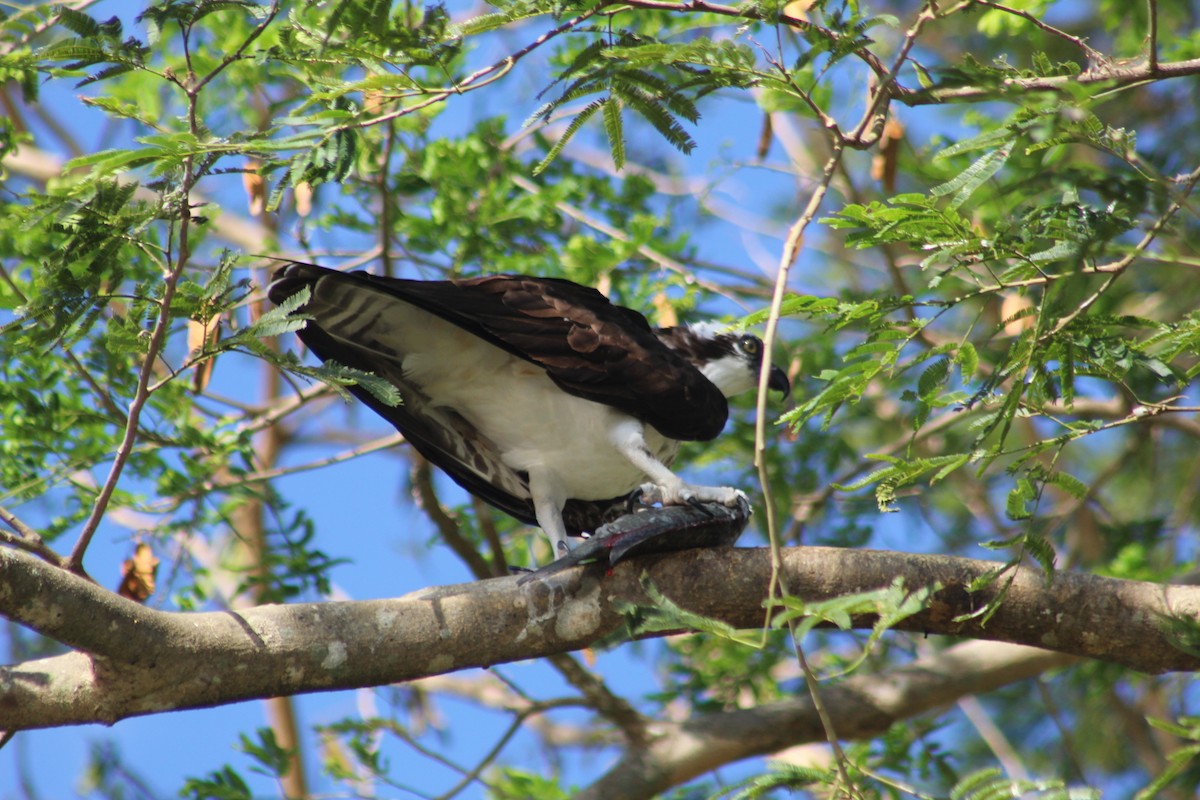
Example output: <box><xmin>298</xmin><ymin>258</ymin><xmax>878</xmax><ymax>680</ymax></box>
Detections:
<box><xmin>268</xmin><ymin>263</ymin><xmax>789</xmax><ymax>557</ymax></box>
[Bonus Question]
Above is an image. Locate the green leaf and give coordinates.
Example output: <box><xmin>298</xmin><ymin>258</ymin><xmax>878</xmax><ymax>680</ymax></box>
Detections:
<box><xmin>956</xmin><ymin>341</ymin><xmax>979</xmax><ymax>378</ymax></box>
<box><xmin>931</xmin><ymin>452</ymin><xmax>971</xmax><ymax>483</ymax></box>
<box><xmin>53</xmin><ymin>6</ymin><xmax>110</xmax><ymax>38</ymax></box>
<box><xmin>602</xmin><ymin>95</ymin><xmax>625</xmax><ymax>170</ymax></box>
<box><xmin>181</xmin><ymin>766</ymin><xmax>252</xmax><ymax>800</ymax></box>
<box><xmin>618</xmin><ymin>576</ymin><xmax>763</xmax><ymax>647</ymax></box>
<box><xmin>1045</xmin><ymin>469</ymin><xmax>1087</xmax><ymax>500</ymax></box>
<box><xmin>239</xmin><ymin>727</ymin><xmax>294</xmax><ymax>777</ymax></box>
<box><xmin>917</xmin><ymin>357</ymin><xmax>951</xmax><ymax>399</ymax></box>
<box><xmin>1005</xmin><ymin>478</ymin><xmax>1036</xmax><ymax>520</ymax></box>
<box><xmin>532</xmin><ymin>97</ymin><xmax>607</xmax><ymax>176</ymax></box>
<box><xmin>930</xmin><ymin>144</ymin><xmax>1012</xmax><ymax>209</ymax></box>
<box><xmin>610</xmin><ymin>81</ymin><xmax>696</xmax><ymax>155</ymax></box>
<box><xmin>244</xmin><ymin>286</ymin><xmax>312</xmax><ymax>339</ymax></box>
<box><xmin>769</xmin><ymin>578</ymin><xmax>936</xmax><ymax>675</ymax></box>
<box><xmin>949</xmin><ymin>767</ymin><xmax>1096</xmax><ymax>800</ymax></box>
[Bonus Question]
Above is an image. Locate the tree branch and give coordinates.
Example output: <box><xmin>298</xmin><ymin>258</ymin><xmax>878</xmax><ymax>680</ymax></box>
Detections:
<box><xmin>902</xmin><ymin>56</ymin><xmax>1200</xmax><ymax>105</ymax></box>
<box><xmin>575</xmin><ymin>640</ymin><xmax>1073</xmax><ymax>800</ymax></box>
<box><xmin>546</xmin><ymin>652</ymin><xmax>649</xmax><ymax>744</ymax></box>
<box><xmin>2</xmin><ymin>543</ymin><xmax>1198</xmax><ymax>731</ymax></box>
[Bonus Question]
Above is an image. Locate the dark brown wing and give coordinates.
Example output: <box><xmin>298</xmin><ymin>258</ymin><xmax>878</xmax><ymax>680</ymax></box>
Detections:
<box><xmin>282</xmin><ymin>266</ymin><xmax>730</xmax><ymax>441</ymax></box>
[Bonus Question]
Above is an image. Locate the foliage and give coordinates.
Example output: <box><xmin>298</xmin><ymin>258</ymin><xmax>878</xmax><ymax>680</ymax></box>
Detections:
<box><xmin>3</xmin><ymin>0</ymin><xmax>1200</xmax><ymax>797</ymax></box>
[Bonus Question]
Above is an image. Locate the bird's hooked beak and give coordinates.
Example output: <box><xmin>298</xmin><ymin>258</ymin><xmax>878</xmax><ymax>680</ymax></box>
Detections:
<box><xmin>768</xmin><ymin>364</ymin><xmax>791</xmax><ymax>399</ymax></box>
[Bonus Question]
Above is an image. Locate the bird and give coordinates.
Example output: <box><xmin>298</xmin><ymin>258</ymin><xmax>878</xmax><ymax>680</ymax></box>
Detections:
<box><xmin>267</xmin><ymin>263</ymin><xmax>790</xmax><ymax>558</ymax></box>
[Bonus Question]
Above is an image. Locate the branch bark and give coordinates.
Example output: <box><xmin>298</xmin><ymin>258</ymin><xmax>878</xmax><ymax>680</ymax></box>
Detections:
<box><xmin>576</xmin><ymin>640</ymin><xmax>1072</xmax><ymax>800</ymax></box>
<box><xmin>2</xmin><ymin>543</ymin><xmax>1198</xmax><ymax>731</ymax></box>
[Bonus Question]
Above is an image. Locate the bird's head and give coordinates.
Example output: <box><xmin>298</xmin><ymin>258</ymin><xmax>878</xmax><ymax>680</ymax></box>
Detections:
<box><xmin>661</xmin><ymin>323</ymin><xmax>791</xmax><ymax>399</ymax></box>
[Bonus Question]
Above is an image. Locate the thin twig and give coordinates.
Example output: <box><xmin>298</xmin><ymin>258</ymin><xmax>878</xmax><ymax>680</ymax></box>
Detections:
<box><xmin>68</xmin><ymin>268</ymin><xmax>191</xmax><ymax>571</ymax></box>
<box><xmin>433</xmin><ymin>714</ymin><xmax>525</xmax><ymax>800</ymax></box>
<box><xmin>410</xmin><ymin>457</ymin><xmax>496</xmax><ymax>579</ymax></box>
<box><xmin>547</xmin><ymin>653</ymin><xmax>649</xmax><ymax>744</ymax></box>
<box><xmin>905</xmin><ymin>56</ymin><xmax>1200</xmax><ymax>105</ymax></box>
<box><xmin>847</xmin><ymin>1</ymin><xmax>937</xmax><ymax>145</ymax></box>
<box><xmin>974</xmin><ymin>0</ymin><xmax>1106</xmax><ymax>65</ymax></box>
<box><xmin>751</xmin><ymin>5</ymin><xmax>947</xmax><ymax>794</ymax></box>
<box><xmin>755</xmin><ymin>95</ymin><xmax>864</xmax><ymax>800</ymax></box>
<box><xmin>0</xmin><ymin>505</ymin><xmax>43</xmax><ymax>544</ymax></box>
<box><xmin>143</xmin><ymin>432</ymin><xmax>406</xmax><ymax>513</ymax></box>
<box><xmin>0</xmin><ymin>506</ymin><xmax>69</xmax><ymax>568</ymax></box>
<box><xmin>1146</xmin><ymin>0</ymin><xmax>1158</xmax><ymax>70</ymax></box>
<box><xmin>191</xmin><ymin>0</ymin><xmax>280</xmax><ymax>95</ymax></box>
<box><xmin>67</xmin><ymin>9</ymin><xmax>215</xmax><ymax>572</ymax></box>
<box><xmin>470</xmin><ymin>497</ymin><xmax>509</xmax><ymax>572</ymax></box>
<box><xmin>957</xmin><ymin>694</ymin><xmax>1031</xmax><ymax>782</ymax></box>
<box><xmin>235</xmin><ymin>383</ymin><xmax>336</xmax><ymax>436</ymax></box>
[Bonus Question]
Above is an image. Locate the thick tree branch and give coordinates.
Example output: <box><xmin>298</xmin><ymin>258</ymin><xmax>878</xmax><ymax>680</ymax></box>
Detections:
<box><xmin>576</xmin><ymin>640</ymin><xmax>1072</xmax><ymax>800</ymax></box>
<box><xmin>2</xmin><ymin>543</ymin><xmax>1198</xmax><ymax>731</ymax></box>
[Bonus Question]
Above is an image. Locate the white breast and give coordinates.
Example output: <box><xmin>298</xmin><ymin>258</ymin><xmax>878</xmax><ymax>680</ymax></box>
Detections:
<box><xmin>368</xmin><ymin>304</ymin><xmax>679</xmax><ymax>501</ymax></box>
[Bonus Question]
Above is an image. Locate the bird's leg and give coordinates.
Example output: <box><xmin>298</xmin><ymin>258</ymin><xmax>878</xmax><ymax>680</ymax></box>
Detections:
<box><xmin>527</xmin><ymin>469</ymin><xmax>572</xmax><ymax>560</ymax></box>
<box><xmin>610</xmin><ymin>420</ymin><xmax>746</xmax><ymax>509</ymax></box>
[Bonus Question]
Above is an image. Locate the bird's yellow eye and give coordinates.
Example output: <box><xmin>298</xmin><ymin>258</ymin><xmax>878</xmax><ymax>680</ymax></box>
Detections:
<box><xmin>740</xmin><ymin>335</ymin><xmax>760</xmax><ymax>355</ymax></box>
